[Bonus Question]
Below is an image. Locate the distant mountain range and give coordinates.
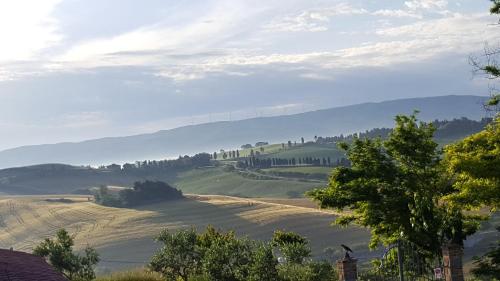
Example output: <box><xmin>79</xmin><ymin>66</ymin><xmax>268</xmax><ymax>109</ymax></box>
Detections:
<box><xmin>0</xmin><ymin>95</ymin><xmax>489</xmax><ymax>168</ymax></box>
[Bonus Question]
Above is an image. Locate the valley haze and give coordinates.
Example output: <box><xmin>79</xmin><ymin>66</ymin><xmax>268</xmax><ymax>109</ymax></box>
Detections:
<box><xmin>0</xmin><ymin>95</ymin><xmax>488</xmax><ymax>168</ymax></box>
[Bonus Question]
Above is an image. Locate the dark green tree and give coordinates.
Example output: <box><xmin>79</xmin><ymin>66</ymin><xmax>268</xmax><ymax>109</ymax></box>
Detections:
<box><xmin>197</xmin><ymin>227</ymin><xmax>253</xmax><ymax>281</ymax></box>
<box><xmin>150</xmin><ymin>228</ymin><xmax>199</xmax><ymax>281</ymax></box>
<box><xmin>248</xmin><ymin>243</ymin><xmax>279</xmax><ymax>281</ymax></box>
<box><xmin>307</xmin><ymin>114</ymin><xmax>479</xmax><ymax>252</ymax></box>
<box><xmin>33</xmin><ymin>229</ymin><xmax>99</xmax><ymax>281</ymax></box>
<box><xmin>272</xmin><ymin>230</ymin><xmax>310</xmax><ymax>264</ymax></box>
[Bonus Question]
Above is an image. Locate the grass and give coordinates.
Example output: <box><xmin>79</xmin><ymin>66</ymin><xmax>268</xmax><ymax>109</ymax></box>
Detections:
<box><xmin>96</xmin><ymin>269</ymin><xmax>163</xmax><ymax>281</ymax></box>
<box><xmin>173</xmin><ymin>166</ymin><xmax>321</xmax><ymax>198</ymax></box>
<box><xmin>262</xmin><ymin>144</ymin><xmax>345</xmax><ymax>161</ymax></box>
<box><xmin>260</xmin><ymin>166</ymin><xmax>333</xmax><ymax>175</ymax></box>
<box><xmin>236</xmin><ymin>143</ymin><xmax>285</xmax><ymax>157</ymax></box>
<box><xmin>232</xmin><ymin>143</ymin><xmax>345</xmax><ymax>161</ymax></box>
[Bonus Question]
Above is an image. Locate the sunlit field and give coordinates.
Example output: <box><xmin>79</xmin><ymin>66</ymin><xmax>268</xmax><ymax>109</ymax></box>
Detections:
<box><xmin>0</xmin><ymin>194</ymin><xmax>372</xmax><ymax>272</ymax></box>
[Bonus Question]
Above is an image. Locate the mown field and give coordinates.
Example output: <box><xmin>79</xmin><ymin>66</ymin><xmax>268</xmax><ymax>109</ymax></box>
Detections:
<box><xmin>0</xmin><ymin>194</ymin><xmax>372</xmax><ymax>273</ymax></box>
<box><xmin>0</xmin><ymin>194</ymin><xmax>497</xmax><ymax>276</ymax></box>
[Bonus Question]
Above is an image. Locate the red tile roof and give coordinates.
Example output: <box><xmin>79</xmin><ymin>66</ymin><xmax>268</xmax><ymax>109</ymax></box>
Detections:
<box><xmin>0</xmin><ymin>249</ymin><xmax>68</xmax><ymax>281</ymax></box>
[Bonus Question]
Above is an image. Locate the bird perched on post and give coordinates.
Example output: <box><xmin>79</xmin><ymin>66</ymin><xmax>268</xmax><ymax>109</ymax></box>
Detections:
<box><xmin>341</xmin><ymin>244</ymin><xmax>353</xmax><ymax>259</ymax></box>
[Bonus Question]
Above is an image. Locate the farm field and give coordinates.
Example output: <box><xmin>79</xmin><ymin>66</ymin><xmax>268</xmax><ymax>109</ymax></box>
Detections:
<box><xmin>0</xmin><ymin>194</ymin><xmax>497</xmax><ymax>275</ymax></box>
<box><xmin>260</xmin><ymin>166</ymin><xmax>333</xmax><ymax>176</ymax></box>
<box><xmin>0</xmin><ymin>194</ymin><xmax>372</xmax><ymax>273</ymax></box>
<box><xmin>227</xmin><ymin>143</ymin><xmax>345</xmax><ymax>162</ymax></box>
<box><xmin>173</xmin><ymin>166</ymin><xmax>321</xmax><ymax>197</ymax></box>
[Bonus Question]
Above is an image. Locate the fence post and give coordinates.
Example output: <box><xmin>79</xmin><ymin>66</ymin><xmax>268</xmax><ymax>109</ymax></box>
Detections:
<box><xmin>336</xmin><ymin>257</ymin><xmax>357</xmax><ymax>281</ymax></box>
<box><xmin>442</xmin><ymin>243</ymin><xmax>464</xmax><ymax>281</ymax></box>
<box><xmin>397</xmin><ymin>240</ymin><xmax>405</xmax><ymax>281</ymax></box>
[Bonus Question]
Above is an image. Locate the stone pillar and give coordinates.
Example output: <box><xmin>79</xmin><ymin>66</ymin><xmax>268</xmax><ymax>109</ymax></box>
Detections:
<box><xmin>337</xmin><ymin>257</ymin><xmax>357</xmax><ymax>281</ymax></box>
<box><xmin>442</xmin><ymin>243</ymin><xmax>464</xmax><ymax>281</ymax></box>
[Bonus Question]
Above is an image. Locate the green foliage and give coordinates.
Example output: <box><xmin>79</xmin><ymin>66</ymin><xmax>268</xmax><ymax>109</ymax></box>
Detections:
<box><xmin>248</xmin><ymin>244</ymin><xmax>280</xmax><ymax>281</ymax></box>
<box><xmin>272</xmin><ymin>230</ymin><xmax>311</xmax><ymax>264</ymax></box>
<box><xmin>199</xmin><ymin>231</ymin><xmax>253</xmax><ymax>281</ymax></box>
<box><xmin>444</xmin><ymin>117</ymin><xmax>500</xmax><ymax>208</ymax></box>
<box><xmin>277</xmin><ymin>261</ymin><xmax>337</xmax><ymax>281</ymax></box>
<box><xmin>150</xmin><ymin>226</ymin><xmax>254</xmax><ymax>281</ymax></box>
<box><xmin>307</xmin><ymin>113</ymin><xmax>478</xmax><ymax>252</ymax></box>
<box><xmin>120</xmin><ymin>180</ymin><xmax>183</xmax><ymax>207</ymax></box>
<box><xmin>33</xmin><ymin>229</ymin><xmax>99</xmax><ymax>281</ymax></box>
<box><xmin>94</xmin><ymin>181</ymin><xmax>183</xmax><ymax>208</ymax></box>
<box><xmin>150</xmin><ymin>226</ymin><xmax>335</xmax><ymax>281</ymax></box>
<box><xmin>149</xmin><ymin>228</ymin><xmax>198</xmax><ymax>281</ymax></box>
<box><xmin>491</xmin><ymin>0</ymin><xmax>500</xmax><ymax>14</ymax></box>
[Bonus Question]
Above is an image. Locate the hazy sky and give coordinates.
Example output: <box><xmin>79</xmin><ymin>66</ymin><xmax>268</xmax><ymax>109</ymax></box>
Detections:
<box><xmin>0</xmin><ymin>0</ymin><xmax>497</xmax><ymax>150</ymax></box>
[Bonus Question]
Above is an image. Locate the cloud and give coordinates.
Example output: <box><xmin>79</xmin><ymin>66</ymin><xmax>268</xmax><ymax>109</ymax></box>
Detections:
<box><xmin>263</xmin><ymin>3</ymin><xmax>367</xmax><ymax>32</ymax></box>
<box><xmin>55</xmin><ymin>1</ymin><xmax>258</xmax><ymax>68</ymax></box>
<box><xmin>404</xmin><ymin>0</ymin><xmax>448</xmax><ymax>11</ymax></box>
<box><xmin>372</xmin><ymin>9</ymin><xmax>422</xmax><ymax>19</ymax></box>
<box><xmin>149</xmin><ymin>12</ymin><xmax>499</xmax><ymax>81</ymax></box>
<box><xmin>0</xmin><ymin>0</ymin><xmax>62</xmax><ymax>63</ymax></box>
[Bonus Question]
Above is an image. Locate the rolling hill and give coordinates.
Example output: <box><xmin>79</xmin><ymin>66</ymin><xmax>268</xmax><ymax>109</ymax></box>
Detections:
<box><xmin>0</xmin><ymin>195</ymin><xmax>371</xmax><ymax>272</ymax></box>
<box><xmin>1</xmin><ymin>195</ymin><xmax>496</xmax><ymax>274</ymax></box>
<box><xmin>0</xmin><ymin>95</ymin><xmax>489</xmax><ymax>168</ymax></box>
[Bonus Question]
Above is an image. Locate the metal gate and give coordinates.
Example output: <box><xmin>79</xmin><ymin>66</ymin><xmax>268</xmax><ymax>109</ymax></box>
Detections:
<box><xmin>360</xmin><ymin>240</ymin><xmax>444</xmax><ymax>281</ymax></box>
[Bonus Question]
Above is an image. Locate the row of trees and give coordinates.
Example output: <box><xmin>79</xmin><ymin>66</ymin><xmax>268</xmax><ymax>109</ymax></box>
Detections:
<box><xmin>94</xmin><ymin>180</ymin><xmax>184</xmax><ymax>207</ymax></box>
<box><xmin>236</xmin><ymin>157</ymin><xmax>349</xmax><ymax>169</ymax></box>
<box><xmin>100</xmin><ymin>153</ymin><xmax>212</xmax><ymax>174</ymax></box>
<box><xmin>314</xmin><ymin>117</ymin><xmax>492</xmax><ymax>145</ymax></box>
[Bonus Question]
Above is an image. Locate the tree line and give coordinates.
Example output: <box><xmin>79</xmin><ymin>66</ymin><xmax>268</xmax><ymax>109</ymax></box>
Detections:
<box><xmin>99</xmin><ymin>153</ymin><xmax>211</xmax><ymax>174</ymax></box>
<box><xmin>236</xmin><ymin>157</ymin><xmax>350</xmax><ymax>169</ymax></box>
<box><xmin>314</xmin><ymin>117</ymin><xmax>492</xmax><ymax>145</ymax></box>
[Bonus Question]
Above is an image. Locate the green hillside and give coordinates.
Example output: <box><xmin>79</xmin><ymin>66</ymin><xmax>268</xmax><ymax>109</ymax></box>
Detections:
<box><xmin>173</xmin><ymin>166</ymin><xmax>321</xmax><ymax>198</ymax></box>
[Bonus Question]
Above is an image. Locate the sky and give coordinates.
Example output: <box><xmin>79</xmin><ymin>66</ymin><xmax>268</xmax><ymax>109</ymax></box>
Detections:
<box><xmin>0</xmin><ymin>0</ymin><xmax>497</xmax><ymax>150</ymax></box>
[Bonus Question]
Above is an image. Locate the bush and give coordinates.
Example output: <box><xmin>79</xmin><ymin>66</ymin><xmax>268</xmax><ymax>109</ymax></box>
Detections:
<box><xmin>150</xmin><ymin>226</ymin><xmax>336</xmax><ymax>281</ymax></box>
<box><xmin>94</xmin><ymin>181</ymin><xmax>183</xmax><ymax>207</ymax></box>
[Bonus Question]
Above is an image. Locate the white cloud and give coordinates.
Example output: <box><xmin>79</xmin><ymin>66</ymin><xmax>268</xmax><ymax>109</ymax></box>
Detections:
<box><xmin>0</xmin><ymin>0</ymin><xmax>62</xmax><ymax>62</ymax></box>
<box><xmin>405</xmin><ymin>0</ymin><xmax>448</xmax><ymax>10</ymax></box>
<box><xmin>264</xmin><ymin>3</ymin><xmax>367</xmax><ymax>32</ymax></box>
<box><xmin>55</xmin><ymin>1</ymin><xmax>257</xmax><ymax>68</ymax></box>
<box><xmin>372</xmin><ymin>9</ymin><xmax>422</xmax><ymax>19</ymax></box>
<box><xmin>152</xmin><ymin>12</ymin><xmax>499</xmax><ymax>81</ymax></box>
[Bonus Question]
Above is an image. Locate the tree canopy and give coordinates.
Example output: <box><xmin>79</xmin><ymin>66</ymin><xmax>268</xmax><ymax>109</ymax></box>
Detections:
<box><xmin>444</xmin><ymin>117</ymin><xmax>500</xmax><ymax>209</ymax></box>
<box><xmin>149</xmin><ymin>226</ymin><xmax>335</xmax><ymax>281</ymax></box>
<box><xmin>33</xmin><ymin>229</ymin><xmax>99</xmax><ymax>281</ymax></box>
<box><xmin>307</xmin><ymin>114</ymin><xmax>479</xmax><ymax>252</ymax></box>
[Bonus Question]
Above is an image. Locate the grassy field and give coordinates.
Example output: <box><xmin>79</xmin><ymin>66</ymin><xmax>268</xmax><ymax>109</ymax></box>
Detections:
<box><xmin>0</xmin><ymin>194</ymin><xmax>371</xmax><ymax>273</ymax></box>
<box><xmin>260</xmin><ymin>166</ymin><xmax>333</xmax><ymax>175</ymax></box>
<box><xmin>262</xmin><ymin>144</ymin><xmax>345</xmax><ymax>160</ymax></box>
<box><xmin>237</xmin><ymin>143</ymin><xmax>285</xmax><ymax>157</ymax></box>
<box><xmin>173</xmin><ymin>166</ymin><xmax>321</xmax><ymax>198</ymax></box>
<box><xmin>230</xmin><ymin>143</ymin><xmax>345</xmax><ymax>161</ymax></box>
